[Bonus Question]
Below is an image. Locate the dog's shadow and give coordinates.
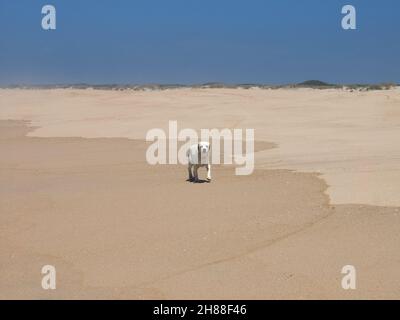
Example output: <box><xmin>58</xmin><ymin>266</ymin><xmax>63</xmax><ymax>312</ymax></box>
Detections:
<box><xmin>186</xmin><ymin>178</ymin><xmax>210</xmax><ymax>184</ymax></box>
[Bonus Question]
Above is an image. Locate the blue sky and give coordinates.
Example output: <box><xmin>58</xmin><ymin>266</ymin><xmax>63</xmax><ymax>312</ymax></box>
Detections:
<box><xmin>0</xmin><ymin>0</ymin><xmax>399</xmax><ymax>85</ymax></box>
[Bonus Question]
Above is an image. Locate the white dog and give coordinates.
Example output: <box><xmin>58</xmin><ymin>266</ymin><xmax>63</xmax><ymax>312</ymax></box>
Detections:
<box><xmin>186</xmin><ymin>141</ymin><xmax>211</xmax><ymax>182</ymax></box>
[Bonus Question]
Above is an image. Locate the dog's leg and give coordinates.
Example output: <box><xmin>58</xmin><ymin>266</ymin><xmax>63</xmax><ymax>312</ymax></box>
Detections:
<box><xmin>206</xmin><ymin>164</ymin><xmax>211</xmax><ymax>182</ymax></box>
<box><xmin>194</xmin><ymin>165</ymin><xmax>199</xmax><ymax>182</ymax></box>
<box><xmin>188</xmin><ymin>163</ymin><xmax>193</xmax><ymax>181</ymax></box>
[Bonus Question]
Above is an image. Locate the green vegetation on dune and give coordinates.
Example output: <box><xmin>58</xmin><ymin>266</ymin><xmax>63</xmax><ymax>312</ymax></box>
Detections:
<box><xmin>297</xmin><ymin>80</ymin><xmax>333</xmax><ymax>87</ymax></box>
<box><xmin>1</xmin><ymin>81</ymin><xmax>397</xmax><ymax>91</ymax></box>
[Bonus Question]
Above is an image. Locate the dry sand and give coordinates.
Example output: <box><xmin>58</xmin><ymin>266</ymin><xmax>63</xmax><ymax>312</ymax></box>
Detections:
<box><xmin>0</xmin><ymin>88</ymin><xmax>400</xmax><ymax>299</ymax></box>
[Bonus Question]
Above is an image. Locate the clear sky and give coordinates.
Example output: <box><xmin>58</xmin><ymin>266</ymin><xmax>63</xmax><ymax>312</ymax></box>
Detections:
<box><xmin>0</xmin><ymin>0</ymin><xmax>399</xmax><ymax>85</ymax></box>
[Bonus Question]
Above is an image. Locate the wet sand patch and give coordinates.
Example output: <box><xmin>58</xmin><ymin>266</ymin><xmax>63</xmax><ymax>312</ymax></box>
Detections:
<box><xmin>1</xmin><ymin>120</ymin><xmax>399</xmax><ymax>299</ymax></box>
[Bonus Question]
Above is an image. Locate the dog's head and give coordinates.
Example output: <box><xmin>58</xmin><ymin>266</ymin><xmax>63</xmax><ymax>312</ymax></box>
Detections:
<box><xmin>198</xmin><ymin>141</ymin><xmax>210</xmax><ymax>155</ymax></box>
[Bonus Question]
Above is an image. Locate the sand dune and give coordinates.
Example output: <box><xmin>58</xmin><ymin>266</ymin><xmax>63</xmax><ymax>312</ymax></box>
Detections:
<box><xmin>1</xmin><ymin>88</ymin><xmax>400</xmax><ymax>299</ymax></box>
<box><xmin>1</xmin><ymin>87</ymin><xmax>400</xmax><ymax>206</ymax></box>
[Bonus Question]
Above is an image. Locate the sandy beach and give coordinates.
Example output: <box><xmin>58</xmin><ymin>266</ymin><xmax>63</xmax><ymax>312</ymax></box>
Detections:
<box><xmin>1</xmin><ymin>88</ymin><xmax>400</xmax><ymax>299</ymax></box>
